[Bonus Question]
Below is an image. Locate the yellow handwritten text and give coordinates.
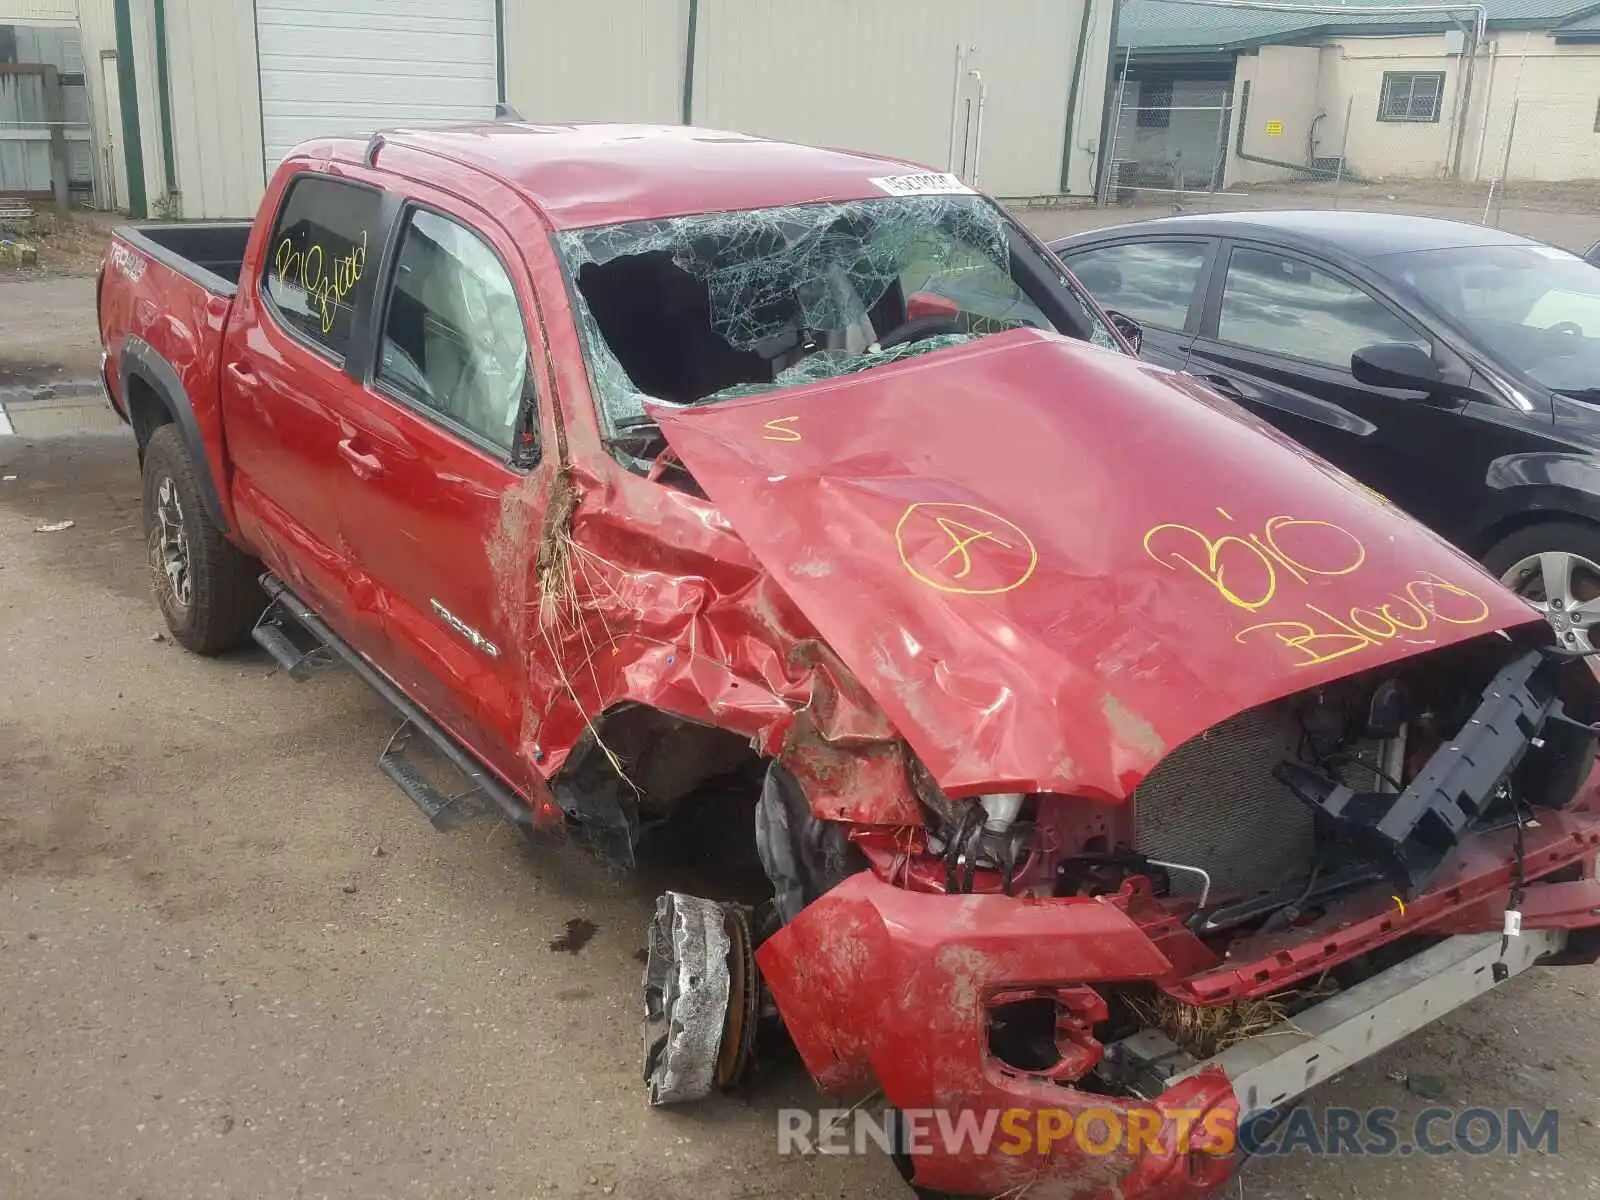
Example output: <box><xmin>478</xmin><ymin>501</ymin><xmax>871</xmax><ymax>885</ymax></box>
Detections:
<box><xmin>895</xmin><ymin>502</ymin><xmax>1038</xmax><ymax>596</ymax></box>
<box><xmin>1143</xmin><ymin>512</ymin><xmax>1366</xmax><ymax>612</ymax></box>
<box><xmin>1235</xmin><ymin>573</ymin><xmax>1492</xmax><ymax>668</ymax></box>
<box><xmin>762</xmin><ymin>415</ymin><xmax>803</xmax><ymax>442</ymax></box>
<box><xmin>1144</xmin><ymin>508</ymin><xmax>1491</xmax><ymax>669</ymax></box>
<box><xmin>274</xmin><ymin>228</ymin><xmax>368</xmax><ymax>335</ymax></box>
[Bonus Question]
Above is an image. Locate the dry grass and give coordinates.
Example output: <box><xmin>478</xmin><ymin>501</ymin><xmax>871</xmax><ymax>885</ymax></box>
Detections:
<box><xmin>1127</xmin><ymin>975</ymin><xmax>1339</xmax><ymax>1060</ymax></box>
<box><xmin>1128</xmin><ymin>992</ymin><xmax>1288</xmax><ymax>1060</ymax></box>
<box><xmin>0</xmin><ymin>208</ymin><xmax>116</xmax><ymax>277</ymax></box>
<box><xmin>534</xmin><ymin>466</ymin><xmax>580</xmax><ymax>633</ymax></box>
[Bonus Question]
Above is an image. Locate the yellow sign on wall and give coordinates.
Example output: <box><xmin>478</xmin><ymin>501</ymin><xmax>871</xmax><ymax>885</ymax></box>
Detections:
<box><xmin>1265</xmin><ymin>119</ymin><xmax>1284</xmax><ymax>136</ymax></box>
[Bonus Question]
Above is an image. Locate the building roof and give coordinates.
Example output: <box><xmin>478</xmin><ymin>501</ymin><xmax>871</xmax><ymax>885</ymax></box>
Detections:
<box><xmin>361</xmin><ymin>122</ymin><xmax>929</xmax><ymax>230</ymax></box>
<box><xmin>1554</xmin><ymin>4</ymin><xmax>1600</xmax><ymax>31</ymax></box>
<box><xmin>1121</xmin><ymin>0</ymin><xmax>1600</xmax><ymax>53</ymax></box>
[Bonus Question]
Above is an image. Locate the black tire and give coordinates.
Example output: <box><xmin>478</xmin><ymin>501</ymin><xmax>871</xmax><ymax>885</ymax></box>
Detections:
<box><xmin>1483</xmin><ymin>520</ymin><xmax>1600</xmax><ymax>654</ymax></box>
<box><xmin>1484</xmin><ymin>521</ymin><xmax>1600</xmax><ymax>811</ymax></box>
<box><xmin>1482</xmin><ymin>520</ymin><xmax>1600</xmax><ymax>584</ymax></box>
<box><xmin>141</xmin><ymin>423</ymin><xmax>262</xmax><ymax>654</ymax></box>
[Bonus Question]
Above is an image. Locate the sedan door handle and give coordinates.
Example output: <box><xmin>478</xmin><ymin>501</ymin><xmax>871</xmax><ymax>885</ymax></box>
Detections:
<box><xmin>225</xmin><ymin>361</ymin><xmax>260</xmax><ymax>387</ymax></box>
<box><xmin>337</xmin><ymin>437</ymin><xmax>385</xmax><ymax>480</ymax></box>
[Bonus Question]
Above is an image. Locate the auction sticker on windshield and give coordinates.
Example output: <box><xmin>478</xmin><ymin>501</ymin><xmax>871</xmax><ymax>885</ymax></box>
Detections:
<box><xmin>869</xmin><ymin>172</ymin><xmax>976</xmax><ymax>197</ymax></box>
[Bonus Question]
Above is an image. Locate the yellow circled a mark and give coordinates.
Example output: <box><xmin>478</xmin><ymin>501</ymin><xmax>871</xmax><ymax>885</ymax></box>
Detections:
<box><xmin>931</xmin><ymin>517</ymin><xmax>1012</xmax><ymax>580</ymax></box>
<box><xmin>895</xmin><ymin>502</ymin><xmax>1038</xmax><ymax>596</ymax></box>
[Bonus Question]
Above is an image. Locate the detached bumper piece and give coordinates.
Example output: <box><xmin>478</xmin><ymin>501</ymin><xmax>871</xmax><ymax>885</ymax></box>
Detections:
<box><xmin>1276</xmin><ymin>648</ymin><xmax>1595</xmax><ymax>894</ymax></box>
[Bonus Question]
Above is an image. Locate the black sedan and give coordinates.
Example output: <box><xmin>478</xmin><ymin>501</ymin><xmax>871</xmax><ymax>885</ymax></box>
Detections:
<box><xmin>1051</xmin><ymin>211</ymin><xmax>1600</xmax><ymax>650</ymax></box>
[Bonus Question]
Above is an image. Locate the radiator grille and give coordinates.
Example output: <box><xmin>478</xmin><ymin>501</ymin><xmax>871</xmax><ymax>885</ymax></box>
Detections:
<box><xmin>1132</xmin><ymin>705</ymin><xmax>1318</xmax><ymax>898</ymax></box>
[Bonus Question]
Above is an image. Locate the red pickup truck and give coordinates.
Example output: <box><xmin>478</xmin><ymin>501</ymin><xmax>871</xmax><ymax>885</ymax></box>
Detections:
<box><xmin>98</xmin><ymin>121</ymin><xmax>1600</xmax><ymax>1199</ymax></box>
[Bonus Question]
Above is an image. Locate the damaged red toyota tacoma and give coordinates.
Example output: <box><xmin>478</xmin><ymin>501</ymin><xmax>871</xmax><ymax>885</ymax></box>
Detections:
<box><xmin>97</xmin><ymin>122</ymin><xmax>1600</xmax><ymax>1198</ymax></box>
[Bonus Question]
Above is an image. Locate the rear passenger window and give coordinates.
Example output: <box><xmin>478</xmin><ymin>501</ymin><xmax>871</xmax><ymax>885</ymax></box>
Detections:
<box><xmin>376</xmin><ymin>208</ymin><xmax>530</xmax><ymax>452</ymax></box>
<box><xmin>262</xmin><ymin>176</ymin><xmax>382</xmax><ymax>360</ymax></box>
<box><xmin>1064</xmin><ymin>241</ymin><xmax>1209</xmax><ymax>331</ymax></box>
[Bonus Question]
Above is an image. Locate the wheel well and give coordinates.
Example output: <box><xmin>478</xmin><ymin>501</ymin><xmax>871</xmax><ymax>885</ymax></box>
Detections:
<box><xmin>1471</xmin><ymin>510</ymin><xmax>1600</xmax><ymax>560</ymax></box>
<box><xmin>124</xmin><ymin>373</ymin><xmax>173</xmax><ymax>460</ymax></box>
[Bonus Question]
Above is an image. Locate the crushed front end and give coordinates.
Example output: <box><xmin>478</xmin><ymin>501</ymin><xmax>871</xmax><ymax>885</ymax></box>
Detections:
<box><xmin>520</xmin><ymin>192</ymin><xmax>1600</xmax><ymax>1198</ymax></box>
<box><xmin>747</xmin><ymin>635</ymin><xmax>1600</xmax><ymax>1198</ymax></box>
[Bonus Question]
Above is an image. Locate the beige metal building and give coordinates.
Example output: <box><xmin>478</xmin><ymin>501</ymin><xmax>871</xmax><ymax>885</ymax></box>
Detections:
<box><xmin>2</xmin><ymin>0</ymin><xmax>1116</xmax><ymax>218</ymax></box>
<box><xmin>1116</xmin><ymin>0</ymin><xmax>1600</xmax><ymax>190</ymax></box>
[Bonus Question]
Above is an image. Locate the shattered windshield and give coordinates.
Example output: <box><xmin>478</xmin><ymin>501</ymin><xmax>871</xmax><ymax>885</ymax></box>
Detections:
<box><xmin>555</xmin><ymin>195</ymin><xmax>1117</xmax><ymax>441</ymax></box>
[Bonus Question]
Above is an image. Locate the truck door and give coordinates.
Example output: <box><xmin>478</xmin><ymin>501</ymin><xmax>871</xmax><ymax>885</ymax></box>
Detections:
<box><xmin>321</xmin><ymin>193</ymin><xmax>551</xmax><ymax>792</ymax></box>
<box><xmin>219</xmin><ymin>171</ymin><xmax>392</xmax><ymax>656</ymax></box>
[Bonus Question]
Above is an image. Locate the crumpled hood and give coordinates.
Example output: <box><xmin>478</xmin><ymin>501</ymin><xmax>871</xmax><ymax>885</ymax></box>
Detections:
<box><xmin>654</xmin><ymin>329</ymin><xmax>1541</xmax><ymax>801</ymax></box>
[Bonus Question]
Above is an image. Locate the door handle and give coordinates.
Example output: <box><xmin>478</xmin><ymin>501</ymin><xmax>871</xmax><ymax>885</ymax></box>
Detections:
<box><xmin>337</xmin><ymin>437</ymin><xmax>385</xmax><ymax>480</ymax></box>
<box><xmin>225</xmin><ymin>361</ymin><xmax>259</xmax><ymax>387</ymax></box>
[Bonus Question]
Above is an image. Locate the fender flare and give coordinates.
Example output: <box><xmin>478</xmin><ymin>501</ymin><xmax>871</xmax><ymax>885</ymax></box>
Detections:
<box><xmin>1472</xmin><ymin>451</ymin><xmax>1600</xmax><ymax>552</ymax></box>
<box><xmin>119</xmin><ymin>335</ymin><xmax>230</xmax><ymax>533</ymax></box>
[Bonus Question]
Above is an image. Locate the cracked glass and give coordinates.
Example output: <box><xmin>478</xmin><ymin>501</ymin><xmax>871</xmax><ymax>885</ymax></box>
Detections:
<box><xmin>555</xmin><ymin>195</ymin><xmax>1107</xmax><ymax>438</ymax></box>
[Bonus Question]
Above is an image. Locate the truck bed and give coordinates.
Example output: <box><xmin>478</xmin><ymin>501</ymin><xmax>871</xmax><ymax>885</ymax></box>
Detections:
<box><xmin>116</xmin><ymin>221</ymin><xmax>252</xmax><ymax>295</ymax></box>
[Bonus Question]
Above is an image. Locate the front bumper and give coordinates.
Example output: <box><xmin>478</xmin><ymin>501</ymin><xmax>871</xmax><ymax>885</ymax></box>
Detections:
<box><xmin>756</xmin><ymin>865</ymin><xmax>1594</xmax><ymax>1198</ymax></box>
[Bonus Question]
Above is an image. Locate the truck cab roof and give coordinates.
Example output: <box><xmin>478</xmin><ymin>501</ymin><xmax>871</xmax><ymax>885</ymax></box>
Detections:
<box><xmin>305</xmin><ymin>121</ymin><xmax>929</xmax><ymax>229</ymax></box>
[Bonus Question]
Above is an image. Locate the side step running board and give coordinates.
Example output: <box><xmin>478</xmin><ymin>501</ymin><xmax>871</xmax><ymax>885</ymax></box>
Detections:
<box><xmin>380</xmin><ymin>721</ymin><xmax>483</xmax><ymax>830</ymax></box>
<box><xmin>256</xmin><ymin>574</ymin><xmax>534</xmax><ymax>835</ymax></box>
<box><xmin>252</xmin><ymin>595</ymin><xmax>338</xmax><ymax>680</ymax></box>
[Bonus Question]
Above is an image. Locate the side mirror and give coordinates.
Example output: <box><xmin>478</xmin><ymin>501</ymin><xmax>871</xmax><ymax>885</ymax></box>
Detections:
<box><xmin>1351</xmin><ymin>342</ymin><xmax>1440</xmax><ymax>391</ymax></box>
<box><xmin>906</xmin><ymin>290</ymin><xmax>962</xmax><ymax>322</ymax></box>
<box><xmin>1105</xmin><ymin>309</ymin><xmax>1144</xmax><ymax>354</ymax></box>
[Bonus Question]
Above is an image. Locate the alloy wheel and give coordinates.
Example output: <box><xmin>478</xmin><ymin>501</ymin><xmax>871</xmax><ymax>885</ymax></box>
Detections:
<box><xmin>1500</xmin><ymin>550</ymin><xmax>1600</xmax><ymax>653</ymax></box>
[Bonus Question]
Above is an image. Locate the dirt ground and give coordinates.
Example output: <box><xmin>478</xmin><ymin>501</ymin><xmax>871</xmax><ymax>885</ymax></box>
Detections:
<box><xmin>0</xmin><ymin>210</ymin><xmax>118</xmax><ymax>282</ymax></box>
<box><xmin>4</xmin><ymin>205</ymin><xmax>1600</xmax><ymax>1200</ymax></box>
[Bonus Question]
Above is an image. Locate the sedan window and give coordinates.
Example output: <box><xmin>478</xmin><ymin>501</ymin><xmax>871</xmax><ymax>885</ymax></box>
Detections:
<box><xmin>1063</xmin><ymin>240</ymin><xmax>1208</xmax><ymax>331</ymax></box>
<box><xmin>1218</xmin><ymin>247</ymin><xmax>1427</xmax><ymax>369</ymax></box>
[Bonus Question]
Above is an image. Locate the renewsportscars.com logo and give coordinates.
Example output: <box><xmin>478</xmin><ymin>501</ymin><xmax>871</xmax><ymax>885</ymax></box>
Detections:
<box><xmin>778</xmin><ymin>1105</ymin><xmax>1560</xmax><ymax>1159</ymax></box>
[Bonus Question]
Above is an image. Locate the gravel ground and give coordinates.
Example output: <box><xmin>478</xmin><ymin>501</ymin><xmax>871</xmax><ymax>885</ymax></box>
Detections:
<box><xmin>4</xmin><ymin>200</ymin><xmax>1600</xmax><ymax>1199</ymax></box>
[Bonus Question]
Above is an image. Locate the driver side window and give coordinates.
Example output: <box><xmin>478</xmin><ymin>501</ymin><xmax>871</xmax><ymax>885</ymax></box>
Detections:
<box><xmin>377</xmin><ymin>208</ymin><xmax>530</xmax><ymax>453</ymax></box>
<box><xmin>1218</xmin><ymin>247</ymin><xmax>1428</xmax><ymax>370</ymax></box>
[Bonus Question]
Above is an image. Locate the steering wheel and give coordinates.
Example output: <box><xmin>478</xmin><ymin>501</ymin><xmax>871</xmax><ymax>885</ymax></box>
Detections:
<box><xmin>874</xmin><ymin>315</ymin><xmax>968</xmax><ymax>352</ymax></box>
<box><xmin>1548</xmin><ymin>321</ymin><xmax>1585</xmax><ymax>337</ymax></box>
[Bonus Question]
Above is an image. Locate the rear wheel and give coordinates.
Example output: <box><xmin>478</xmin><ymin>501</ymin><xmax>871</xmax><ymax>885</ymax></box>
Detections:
<box><xmin>141</xmin><ymin>424</ymin><xmax>262</xmax><ymax>654</ymax></box>
<box><xmin>1484</xmin><ymin>521</ymin><xmax>1600</xmax><ymax>654</ymax></box>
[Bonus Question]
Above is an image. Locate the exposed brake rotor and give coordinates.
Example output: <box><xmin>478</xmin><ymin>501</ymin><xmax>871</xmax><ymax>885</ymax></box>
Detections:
<box><xmin>642</xmin><ymin>892</ymin><xmax>760</xmax><ymax>1106</ymax></box>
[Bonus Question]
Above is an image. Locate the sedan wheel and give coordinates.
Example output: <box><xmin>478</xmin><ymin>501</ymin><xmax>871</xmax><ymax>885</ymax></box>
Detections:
<box><xmin>1498</xmin><ymin>549</ymin><xmax>1600</xmax><ymax>652</ymax></box>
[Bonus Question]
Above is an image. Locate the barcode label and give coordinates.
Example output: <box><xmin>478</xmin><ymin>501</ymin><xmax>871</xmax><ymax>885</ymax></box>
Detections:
<box><xmin>869</xmin><ymin>172</ymin><xmax>976</xmax><ymax>197</ymax></box>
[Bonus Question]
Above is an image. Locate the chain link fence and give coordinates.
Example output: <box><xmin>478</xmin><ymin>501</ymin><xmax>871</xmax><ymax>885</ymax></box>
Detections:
<box><xmin>1088</xmin><ymin>78</ymin><xmax>1600</xmax><ymax>255</ymax></box>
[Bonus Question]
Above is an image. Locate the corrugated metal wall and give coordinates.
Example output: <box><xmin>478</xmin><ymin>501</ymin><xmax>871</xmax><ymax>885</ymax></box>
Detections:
<box><xmin>75</xmin><ymin>0</ymin><xmax>1109</xmax><ymax>217</ymax></box>
<box><xmin>163</xmin><ymin>0</ymin><xmax>262</xmax><ymax>218</ymax></box>
<box><xmin>0</xmin><ymin>0</ymin><xmax>75</xmax><ymax>25</ymax></box>
<box><xmin>77</xmin><ymin>0</ymin><xmax>164</xmax><ymax>204</ymax></box>
<box><xmin>505</xmin><ymin>0</ymin><xmax>1101</xmax><ymax>198</ymax></box>
<box><xmin>0</xmin><ymin>25</ymin><xmax>93</xmax><ymax>197</ymax></box>
<box><xmin>690</xmin><ymin>0</ymin><xmax>1087</xmax><ymax>197</ymax></box>
<box><xmin>505</xmin><ymin>0</ymin><xmax>685</xmax><ymax>125</ymax></box>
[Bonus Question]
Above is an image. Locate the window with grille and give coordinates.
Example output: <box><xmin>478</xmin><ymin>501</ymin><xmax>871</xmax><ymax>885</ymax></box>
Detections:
<box><xmin>1137</xmin><ymin>79</ymin><xmax>1173</xmax><ymax>129</ymax></box>
<box><xmin>1378</xmin><ymin>72</ymin><xmax>1445</xmax><ymax>123</ymax></box>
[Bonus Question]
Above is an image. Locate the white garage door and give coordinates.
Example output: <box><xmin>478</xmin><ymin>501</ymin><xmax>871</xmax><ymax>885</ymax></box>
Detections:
<box><xmin>255</xmin><ymin>0</ymin><xmax>498</xmax><ymax>168</ymax></box>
